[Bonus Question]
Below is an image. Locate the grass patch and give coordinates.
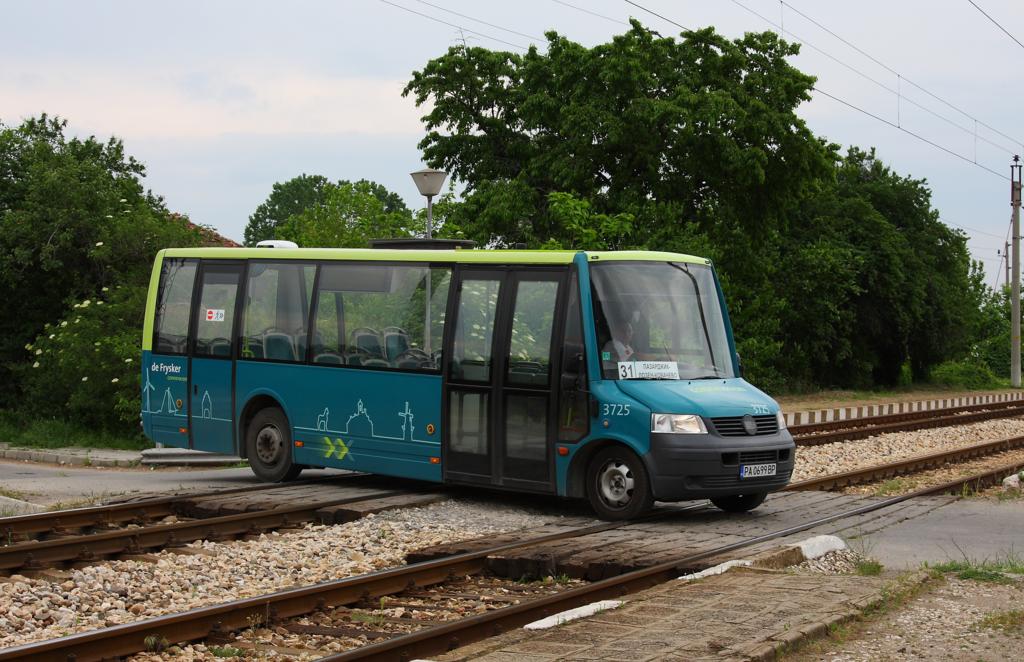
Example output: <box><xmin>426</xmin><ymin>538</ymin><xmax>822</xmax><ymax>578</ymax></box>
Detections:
<box><xmin>0</xmin><ymin>486</ymin><xmax>27</xmax><ymax>501</ymax></box>
<box><xmin>873</xmin><ymin>478</ymin><xmax>913</xmax><ymax>497</ymax></box>
<box><xmin>976</xmin><ymin>609</ymin><xmax>1024</xmax><ymax>633</ymax></box>
<box><xmin>928</xmin><ymin>552</ymin><xmax>1024</xmax><ymax>583</ymax></box>
<box><xmin>349</xmin><ymin>610</ymin><xmax>385</xmax><ymax>626</ymax></box>
<box><xmin>209</xmin><ymin>646</ymin><xmax>245</xmax><ymax>658</ymax></box>
<box><xmin>855</xmin><ymin>559</ymin><xmax>884</xmax><ymax>576</ymax></box>
<box><xmin>0</xmin><ymin>412</ymin><xmax>148</xmax><ymax>451</ymax></box>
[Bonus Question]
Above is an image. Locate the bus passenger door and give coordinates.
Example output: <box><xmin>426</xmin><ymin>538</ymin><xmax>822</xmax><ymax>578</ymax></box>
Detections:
<box><xmin>444</xmin><ymin>268</ymin><xmax>565</xmax><ymax>493</ymax></box>
<box><xmin>188</xmin><ymin>262</ymin><xmax>243</xmax><ymax>455</ymax></box>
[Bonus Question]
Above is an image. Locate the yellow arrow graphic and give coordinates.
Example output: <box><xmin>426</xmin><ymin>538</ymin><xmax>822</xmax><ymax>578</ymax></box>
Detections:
<box><xmin>322</xmin><ymin>436</ymin><xmax>335</xmax><ymax>458</ymax></box>
<box><xmin>335</xmin><ymin>438</ymin><xmax>350</xmax><ymax>461</ymax></box>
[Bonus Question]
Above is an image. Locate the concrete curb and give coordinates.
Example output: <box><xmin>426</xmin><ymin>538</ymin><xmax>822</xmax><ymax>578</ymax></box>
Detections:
<box><xmin>0</xmin><ymin>447</ymin><xmax>140</xmax><ymax>468</ymax></box>
<box><xmin>0</xmin><ymin>494</ymin><xmax>48</xmax><ymax>515</ymax></box>
<box><xmin>733</xmin><ymin>571</ymin><xmax>934</xmax><ymax>662</ymax></box>
<box><xmin>140</xmin><ymin>448</ymin><xmax>244</xmax><ymax>467</ymax></box>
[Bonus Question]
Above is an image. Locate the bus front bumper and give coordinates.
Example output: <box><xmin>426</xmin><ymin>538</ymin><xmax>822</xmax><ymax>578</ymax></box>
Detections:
<box><xmin>645</xmin><ymin>431</ymin><xmax>796</xmax><ymax>501</ymax></box>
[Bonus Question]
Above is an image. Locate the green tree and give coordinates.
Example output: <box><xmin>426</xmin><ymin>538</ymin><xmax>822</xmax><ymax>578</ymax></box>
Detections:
<box><xmin>0</xmin><ymin>114</ymin><xmax>205</xmax><ymax>404</ymax></box>
<box><xmin>276</xmin><ymin>180</ymin><xmax>415</xmax><ymax>248</ymax></box>
<box><xmin>244</xmin><ymin>176</ymin><xmax>411</xmax><ymax>246</ymax></box>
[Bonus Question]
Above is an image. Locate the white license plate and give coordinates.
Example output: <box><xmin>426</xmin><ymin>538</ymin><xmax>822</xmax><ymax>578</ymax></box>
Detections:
<box><xmin>740</xmin><ymin>463</ymin><xmax>777</xmax><ymax>479</ymax></box>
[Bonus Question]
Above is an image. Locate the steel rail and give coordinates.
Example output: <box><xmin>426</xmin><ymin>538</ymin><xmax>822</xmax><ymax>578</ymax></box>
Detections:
<box><xmin>0</xmin><ymin>505</ymin><xmax>709</xmax><ymax>661</ymax></box>
<box><xmin>0</xmin><ymin>472</ymin><xmax>366</xmax><ymax>542</ymax></box>
<box><xmin>786</xmin><ymin>434</ymin><xmax>1024</xmax><ymax>491</ymax></box>
<box><xmin>790</xmin><ymin>398</ymin><xmax>1023</xmax><ymax>435</ymax></box>
<box><xmin>792</xmin><ymin>404</ymin><xmax>1024</xmax><ymax>446</ymax></box>
<box><xmin>323</xmin><ymin>462</ymin><xmax>1023</xmax><ymax>662</ymax></box>
<box><xmin>0</xmin><ymin>488</ymin><xmax>408</xmax><ymax>572</ymax></box>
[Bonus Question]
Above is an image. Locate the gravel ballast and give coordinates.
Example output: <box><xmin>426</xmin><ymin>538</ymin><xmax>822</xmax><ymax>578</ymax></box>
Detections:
<box><xmin>0</xmin><ymin>500</ymin><xmax>567</xmax><ymax>649</ymax></box>
<box><xmin>792</xmin><ymin>417</ymin><xmax>1024</xmax><ymax>482</ymax></box>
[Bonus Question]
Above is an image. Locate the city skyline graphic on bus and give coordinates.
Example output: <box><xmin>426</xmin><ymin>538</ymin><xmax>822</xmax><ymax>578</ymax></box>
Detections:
<box><xmin>299</xmin><ymin>399</ymin><xmax>431</xmax><ymax>443</ymax></box>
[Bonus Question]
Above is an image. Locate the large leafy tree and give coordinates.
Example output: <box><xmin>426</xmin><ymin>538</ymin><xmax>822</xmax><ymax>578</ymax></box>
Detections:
<box><xmin>244</xmin><ymin>175</ymin><xmax>410</xmax><ymax>245</ymax></box>
<box><xmin>0</xmin><ymin>114</ymin><xmax>209</xmax><ymax>422</ymax></box>
<box><xmin>276</xmin><ymin>180</ymin><xmax>416</xmax><ymax>248</ymax></box>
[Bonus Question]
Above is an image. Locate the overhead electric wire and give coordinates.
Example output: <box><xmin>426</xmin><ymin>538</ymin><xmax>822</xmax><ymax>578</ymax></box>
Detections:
<box><xmin>623</xmin><ymin>0</ymin><xmax>691</xmax><ymax>31</ymax></box>
<box><xmin>552</xmin><ymin>0</ymin><xmax>629</xmax><ymax>26</ymax></box>
<box><xmin>728</xmin><ymin>0</ymin><xmax>1020</xmax><ymax>157</ymax></box>
<box><xmin>781</xmin><ymin>1</ymin><xmax>1024</xmax><ymax>151</ymax></box>
<box><xmin>377</xmin><ymin>0</ymin><xmax>530</xmax><ymax>51</ymax></box>
<box><xmin>413</xmin><ymin>0</ymin><xmax>544</xmax><ymax>42</ymax></box>
<box><xmin>967</xmin><ymin>0</ymin><xmax>1024</xmax><ymax>52</ymax></box>
<box><xmin>812</xmin><ymin>88</ymin><xmax>1004</xmax><ymax>180</ymax></box>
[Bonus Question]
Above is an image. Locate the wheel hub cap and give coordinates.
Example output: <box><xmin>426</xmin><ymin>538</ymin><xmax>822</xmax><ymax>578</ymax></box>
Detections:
<box><xmin>255</xmin><ymin>425</ymin><xmax>283</xmax><ymax>464</ymax></box>
<box><xmin>598</xmin><ymin>460</ymin><xmax>635</xmax><ymax>507</ymax></box>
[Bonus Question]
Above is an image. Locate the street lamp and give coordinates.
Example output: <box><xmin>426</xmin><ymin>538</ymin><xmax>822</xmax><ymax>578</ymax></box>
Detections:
<box><xmin>410</xmin><ymin>167</ymin><xmax>447</xmax><ymax>359</ymax></box>
<box><xmin>410</xmin><ymin>167</ymin><xmax>447</xmax><ymax>239</ymax></box>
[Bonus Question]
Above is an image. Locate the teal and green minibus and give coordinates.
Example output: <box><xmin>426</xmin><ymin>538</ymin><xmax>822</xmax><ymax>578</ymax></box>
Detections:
<box><xmin>141</xmin><ymin>243</ymin><xmax>794</xmax><ymax>519</ymax></box>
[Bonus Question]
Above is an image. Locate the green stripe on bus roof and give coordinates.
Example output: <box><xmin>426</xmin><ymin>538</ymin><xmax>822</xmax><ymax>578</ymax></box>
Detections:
<box><xmin>157</xmin><ymin>247</ymin><xmax>709</xmax><ymax>264</ymax></box>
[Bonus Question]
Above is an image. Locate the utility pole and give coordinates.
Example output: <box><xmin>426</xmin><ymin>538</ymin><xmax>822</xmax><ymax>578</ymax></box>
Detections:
<box><xmin>1012</xmin><ymin>155</ymin><xmax>1022</xmax><ymax>388</ymax></box>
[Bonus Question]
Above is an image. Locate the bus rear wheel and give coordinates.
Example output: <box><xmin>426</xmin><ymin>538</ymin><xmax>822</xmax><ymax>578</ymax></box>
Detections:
<box><xmin>711</xmin><ymin>492</ymin><xmax>767</xmax><ymax>513</ymax></box>
<box><xmin>246</xmin><ymin>407</ymin><xmax>303</xmax><ymax>482</ymax></box>
<box><xmin>585</xmin><ymin>447</ymin><xmax>653</xmax><ymax>521</ymax></box>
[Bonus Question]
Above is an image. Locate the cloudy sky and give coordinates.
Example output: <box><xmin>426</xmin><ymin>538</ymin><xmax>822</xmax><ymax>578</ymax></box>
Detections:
<box><xmin>3</xmin><ymin>0</ymin><xmax>1022</xmax><ymax>284</ymax></box>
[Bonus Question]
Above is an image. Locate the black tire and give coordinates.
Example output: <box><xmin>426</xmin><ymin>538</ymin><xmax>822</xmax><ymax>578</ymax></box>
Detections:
<box><xmin>711</xmin><ymin>492</ymin><xmax>768</xmax><ymax>513</ymax></box>
<box><xmin>246</xmin><ymin>407</ymin><xmax>303</xmax><ymax>482</ymax></box>
<box><xmin>585</xmin><ymin>446</ymin><xmax>654</xmax><ymax>521</ymax></box>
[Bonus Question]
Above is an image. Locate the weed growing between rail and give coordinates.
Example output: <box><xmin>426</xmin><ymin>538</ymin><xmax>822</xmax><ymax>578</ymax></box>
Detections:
<box><xmin>927</xmin><ymin>550</ymin><xmax>1024</xmax><ymax>583</ymax></box>
<box><xmin>975</xmin><ymin>609</ymin><xmax>1024</xmax><ymax>633</ymax></box>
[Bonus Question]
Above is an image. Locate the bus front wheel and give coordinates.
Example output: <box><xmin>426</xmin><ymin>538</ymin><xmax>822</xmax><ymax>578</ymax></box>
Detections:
<box><xmin>246</xmin><ymin>407</ymin><xmax>303</xmax><ymax>482</ymax></box>
<box><xmin>585</xmin><ymin>446</ymin><xmax>653</xmax><ymax>521</ymax></box>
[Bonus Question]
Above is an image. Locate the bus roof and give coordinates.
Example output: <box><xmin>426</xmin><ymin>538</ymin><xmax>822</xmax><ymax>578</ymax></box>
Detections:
<box><xmin>159</xmin><ymin>247</ymin><xmax>710</xmax><ymax>265</ymax></box>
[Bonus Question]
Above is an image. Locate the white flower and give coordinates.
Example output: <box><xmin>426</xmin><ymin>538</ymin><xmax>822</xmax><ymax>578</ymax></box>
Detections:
<box><xmin>48</xmin><ymin>334</ymin><xmax>54</xmax><ymax>339</ymax></box>
<box><xmin>95</xmin><ymin>241</ymin><xmax>103</xmax><ymax>246</ymax></box>
<box><xmin>81</xmin><ymin>376</ymin><xmax>88</xmax><ymax>382</ymax></box>
<box><xmin>32</xmin><ymin>361</ymin><xmax>39</xmax><ymax>368</ymax></box>
<box><xmin>97</xmin><ymin>301</ymin><xmax>104</xmax><ymax>305</ymax></box>
<box><xmin>82</xmin><ymin>300</ymin><xmax>91</xmax><ymax>306</ymax></box>
<box><xmin>35</xmin><ymin>348</ymin><xmax>42</xmax><ymax>355</ymax></box>
<box><xmin>25</xmin><ymin>343</ymin><xmax>32</xmax><ymax>350</ymax></box>
<box><xmin>74</xmin><ymin>318</ymin><xmax>80</xmax><ymax>324</ymax></box>
<box><xmin>125</xmin><ymin>358</ymin><xmax>133</xmax><ymax>363</ymax></box>
<box><xmin>94</xmin><ymin>342</ymin><xmax>100</xmax><ymax>346</ymax></box>
<box><xmin>60</xmin><ymin>321</ymin><xmax>68</xmax><ymax>327</ymax></box>
<box><xmin>102</xmin><ymin>287</ymin><xmax>109</xmax><ymax>292</ymax></box>
<box><xmin>111</xmin><ymin>378</ymin><xmax>119</xmax><ymax>383</ymax></box>
<box><xmin>119</xmin><ymin>198</ymin><xmax>127</xmax><ymax>203</ymax></box>
<box><xmin>105</xmin><ymin>215</ymin><xmax>113</xmax><ymax>219</ymax></box>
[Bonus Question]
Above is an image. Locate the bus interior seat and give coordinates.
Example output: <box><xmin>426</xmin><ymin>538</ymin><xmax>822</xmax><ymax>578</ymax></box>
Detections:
<box><xmin>351</xmin><ymin>328</ymin><xmax>383</xmax><ymax>358</ymax></box>
<box><xmin>314</xmin><ymin>352</ymin><xmax>344</xmax><ymax>365</ymax></box>
<box><xmin>383</xmin><ymin>327</ymin><xmax>410</xmax><ymax>359</ymax></box>
<box><xmin>263</xmin><ymin>332</ymin><xmax>296</xmax><ymax>361</ymax></box>
<box><xmin>209</xmin><ymin>338</ymin><xmax>231</xmax><ymax>357</ymax></box>
<box><xmin>362</xmin><ymin>358</ymin><xmax>390</xmax><ymax>368</ymax></box>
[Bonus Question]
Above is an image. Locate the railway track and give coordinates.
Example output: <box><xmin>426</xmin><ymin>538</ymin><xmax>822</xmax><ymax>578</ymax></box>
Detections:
<box><xmin>4</xmin><ymin>457</ymin><xmax>1016</xmax><ymax>662</ymax></box>
<box><xmin>791</xmin><ymin>401</ymin><xmax>1024</xmax><ymax>446</ymax></box>
<box><xmin>788</xmin><ymin>433</ymin><xmax>1024</xmax><ymax>492</ymax></box>
<box><xmin>0</xmin><ymin>476</ymin><xmax>441</xmax><ymax>574</ymax></box>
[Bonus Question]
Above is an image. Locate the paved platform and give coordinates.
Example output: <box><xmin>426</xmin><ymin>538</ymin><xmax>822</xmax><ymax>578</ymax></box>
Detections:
<box><xmin>436</xmin><ymin>567</ymin><xmax>931</xmax><ymax>661</ymax></box>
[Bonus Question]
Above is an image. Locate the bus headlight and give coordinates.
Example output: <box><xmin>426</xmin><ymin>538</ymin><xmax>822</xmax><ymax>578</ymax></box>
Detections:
<box><xmin>776</xmin><ymin>411</ymin><xmax>787</xmax><ymax>430</ymax></box>
<box><xmin>651</xmin><ymin>413</ymin><xmax>707</xmax><ymax>434</ymax></box>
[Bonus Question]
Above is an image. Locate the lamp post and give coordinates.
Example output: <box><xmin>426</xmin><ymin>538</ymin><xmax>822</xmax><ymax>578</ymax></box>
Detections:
<box><xmin>410</xmin><ymin>167</ymin><xmax>448</xmax><ymax>239</ymax></box>
<box><xmin>410</xmin><ymin>167</ymin><xmax>447</xmax><ymax>358</ymax></box>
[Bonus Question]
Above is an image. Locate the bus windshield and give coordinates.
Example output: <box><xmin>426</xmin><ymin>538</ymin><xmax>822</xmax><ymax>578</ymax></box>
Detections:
<box><xmin>590</xmin><ymin>262</ymin><xmax>735</xmax><ymax>380</ymax></box>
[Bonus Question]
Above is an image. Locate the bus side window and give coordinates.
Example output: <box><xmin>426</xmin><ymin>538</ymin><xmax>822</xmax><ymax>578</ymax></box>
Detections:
<box><xmin>559</xmin><ymin>273</ymin><xmax>588</xmax><ymax>441</ymax></box>
<box><xmin>154</xmin><ymin>259</ymin><xmax>197</xmax><ymax>355</ymax></box>
<box><xmin>241</xmin><ymin>262</ymin><xmax>315</xmax><ymax>362</ymax></box>
<box><xmin>313</xmin><ymin>264</ymin><xmax>451</xmax><ymax>371</ymax></box>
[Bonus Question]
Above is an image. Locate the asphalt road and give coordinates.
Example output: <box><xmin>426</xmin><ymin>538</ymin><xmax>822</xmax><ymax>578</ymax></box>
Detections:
<box><xmin>0</xmin><ymin>460</ymin><xmax>346</xmax><ymax>507</ymax></box>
